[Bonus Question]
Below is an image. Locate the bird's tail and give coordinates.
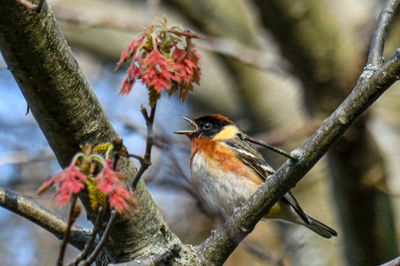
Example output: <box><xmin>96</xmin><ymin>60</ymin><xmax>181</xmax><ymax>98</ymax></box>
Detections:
<box><xmin>302</xmin><ymin>214</ymin><xmax>337</xmax><ymax>239</ymax></box>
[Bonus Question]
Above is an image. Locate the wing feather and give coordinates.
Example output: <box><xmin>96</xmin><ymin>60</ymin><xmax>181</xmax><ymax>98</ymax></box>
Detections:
<box><xmin>223</xmin><ymin>135</ymin><xmax>310</xmax><ymax>224</ymax></box>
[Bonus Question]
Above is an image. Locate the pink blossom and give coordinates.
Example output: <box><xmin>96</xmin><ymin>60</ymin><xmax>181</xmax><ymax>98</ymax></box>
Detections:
<box><xmin>141</xmin><ymin>49</ymin><xmax>178</xmax><ymax>93</ymax></box>
<box><xmin>96</xmin><ymin>163</ymin><xmax>135</xmax><ymax>213</ymax></box>
<box><xmin>39</xmin><ymin>163</ymin><xmax>87</xmax><ymax>206</ymax></box>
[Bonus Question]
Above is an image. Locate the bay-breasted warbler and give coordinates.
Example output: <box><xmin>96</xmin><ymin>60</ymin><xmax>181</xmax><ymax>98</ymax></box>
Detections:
<box><xmin>175</xmin><ymin>114</ymin><xmax>337</xmax><ymax>238</ymax></box>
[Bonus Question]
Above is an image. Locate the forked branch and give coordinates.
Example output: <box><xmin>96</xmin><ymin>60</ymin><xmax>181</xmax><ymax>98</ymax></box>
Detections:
<box><xmin>131</xmin><ymin>103</ymin><xmax>157</xmax><ymax>189</ymax></box>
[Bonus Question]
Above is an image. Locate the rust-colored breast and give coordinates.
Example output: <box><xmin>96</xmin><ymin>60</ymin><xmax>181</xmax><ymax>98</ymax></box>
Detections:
<box><xmin>191</xmin><ymin>138</ymin><xmax>262</xmax><ymax>185</ymax></box>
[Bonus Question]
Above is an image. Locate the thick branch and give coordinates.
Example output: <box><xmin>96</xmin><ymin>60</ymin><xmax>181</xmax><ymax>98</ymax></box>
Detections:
<box><xmin>197</xmin><ymin>50</ymin><xmax>400</xmax><ymax>265</ymax></box>
<box><xmin>381</xmin><ymin>257</ymin><xmax>400</xmax><ymax>266</ymax></box>
<box><xmin>0</xmin><ymin>188</ymin><xmax>90</xmax><ymax>250</ymax></box>
<box><xmin>367</xmin><ymin>0</ymin><xmax>400</xmax><ymax>68</ymax></box>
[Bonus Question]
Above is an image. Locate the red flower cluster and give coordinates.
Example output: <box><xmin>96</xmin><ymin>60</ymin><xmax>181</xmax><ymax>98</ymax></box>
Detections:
<box><xmin>38</xmin><ymin>162</ymin><xmax>87</xmax><ymax>206</ymax></box>
<box><xmin>39</xmin><ymin>154</ymin><xmax>135</xmax><ymax>214</ymax></box>
<box><xmin>116</xmin><ymin>20</ymin><xmax>201</xmax><ymax>102</ymax></box>
<box><xmin>96</xmin><ymin>161</ymin><xmax>135</xmax><ymax>213</ymax></box>
<box><xmin>140</xmin><ymin>49</ymin><xmax>180</xmax><ymax>93</ymax></box>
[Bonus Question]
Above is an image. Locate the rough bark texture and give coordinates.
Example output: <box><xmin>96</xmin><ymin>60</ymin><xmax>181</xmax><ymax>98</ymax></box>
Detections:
<box><xmin>253</xmin><ymin>1</ymin><xmax>399</xmax><ymax>265</ymax></box>
<box><xmin>0</xmin><ymin>1</ymin><xmax>199</xmax><ymax>265</ymax></box>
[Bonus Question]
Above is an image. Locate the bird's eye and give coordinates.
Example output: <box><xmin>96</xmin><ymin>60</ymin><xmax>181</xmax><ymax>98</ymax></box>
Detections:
<box><xmin>202</xmin><ymin>122</ymin><xmax>211</xmax><ymax>130</ymax></box>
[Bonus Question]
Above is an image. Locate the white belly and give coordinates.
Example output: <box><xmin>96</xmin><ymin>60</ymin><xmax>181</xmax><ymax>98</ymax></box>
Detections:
<box><xmin>190</xmin><ymin>152</ymin><xmax>256</xmax><ymax>216</ymax></box>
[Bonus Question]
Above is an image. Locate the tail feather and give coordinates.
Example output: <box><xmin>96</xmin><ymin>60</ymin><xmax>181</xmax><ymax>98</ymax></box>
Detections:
<box><xmin>303</xmin><ymin>214</ymin><xmax>337</xmax><ymax>239</ymax></box>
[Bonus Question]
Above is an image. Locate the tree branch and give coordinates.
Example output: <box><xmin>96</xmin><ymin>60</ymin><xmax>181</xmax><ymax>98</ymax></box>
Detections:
<box><xmin>381</xmin><ymin>256</ymin><xmax>400</xmax><ymax>266</ymax></box>
<box><xmin>131</xmin><ymin>103</ymin><xmax>157</xmax><ymax>189</ymax></box>
<box><xmin>367</xmin><ymin>0</ymin><xmax>400</xmax><ymax>68</ymax></box>
<box><xmin>197</xmin><ymin>50</ymin><xmax>400</xmax><ymax>265</ymax></box>
<box><xmin>58</xmin><ymin>195</ymin><xmax>79</xmax><ymax>266</ymax></box>
<box><xmin>69</xmin><ymin>206</ymin><xmax>104</xmax><ymax>266</ymax></box>
<box><xmin>0</xmin><ymin>188</ymin><xmax>91</xmax><ymax>250</ymax></box>
<box><xmin>82</xmin><ymin>210</ymin><xmax>117</xmax><ymax>266</ymax></box>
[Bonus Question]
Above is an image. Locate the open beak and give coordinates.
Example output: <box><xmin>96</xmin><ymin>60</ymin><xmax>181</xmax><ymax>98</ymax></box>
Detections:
<box><xmin>174</xmin><ymin>116</ymin><xmax>198</xmax><ymax>136</ymax></box>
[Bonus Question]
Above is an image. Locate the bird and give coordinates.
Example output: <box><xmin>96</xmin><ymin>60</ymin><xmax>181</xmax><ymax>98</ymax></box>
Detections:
<box><xmin>174</xmin><ymin>114</ymin><xmax>337</xmax><ymax>238</ymax></box>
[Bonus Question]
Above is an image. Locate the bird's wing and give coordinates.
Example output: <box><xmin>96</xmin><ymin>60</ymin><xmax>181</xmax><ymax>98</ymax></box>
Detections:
<box><xmin>223</xmin><ymin>135</ymin><xmax>309</xmax><ymax>224</ymax></box>
<box><xmin>223</xmin><ymin>137</ymin><xmax>274</xmax><ymax>177</ymax></box>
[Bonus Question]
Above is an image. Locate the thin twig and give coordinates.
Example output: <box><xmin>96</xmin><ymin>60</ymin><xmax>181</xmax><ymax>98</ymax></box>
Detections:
<box><xmin>130</xmin><ymin>154</ymin><xmax>145</xmax><ymax>164</ymax></box>
<box><xmin>81</xmin><ymin>210</ymin><xmax>117</xmax><ymax>266</ymax></box>
<box><xmin>367</xmin><ymin>0</ymin><xmax>400</xmax><ymax>69</ymax></box>
<box><xmin>119</xmin><ymin>115</ymin><xmax>187</xmax><ymax>150</ymax></box>
<box><xmin>131</xmin><ymin>103</ymin><xmax>157</xmax><ymax>189</ymax></box>
<box><xmin>69</xmin><ymin>207</ymin><xmax>104</xmax><ymax>266</ymax></box>
<box><xmin>58</xmin><ymin>195</ymin><xmax>79</xmax><ymax>266</ymax></box>
<box><xmin>238</xmin><ymin>133</ymin><xmax>297</xmax><ymax>160</ymax></box>
<box><xmin>167</xmin><ymin>29</ymin><xmax>203</xmax><ymax>39</ymax></box>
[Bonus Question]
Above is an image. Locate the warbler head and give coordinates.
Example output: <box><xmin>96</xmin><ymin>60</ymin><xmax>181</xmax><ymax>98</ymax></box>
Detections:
<box><xmin>174</xmin><ymin>114</ymin><xmax>239</xmax><ymax>140</ymax></box>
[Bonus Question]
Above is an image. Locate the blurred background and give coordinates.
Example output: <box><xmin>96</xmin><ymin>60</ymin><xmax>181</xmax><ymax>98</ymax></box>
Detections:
<box><xmin>1</xmin><ymin>0</ymin><xmax>400</xmax><ymax>265</ymax></box>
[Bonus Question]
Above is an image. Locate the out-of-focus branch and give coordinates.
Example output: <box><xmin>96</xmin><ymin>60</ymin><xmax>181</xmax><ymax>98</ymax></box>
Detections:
<box><xmin>0</xmin><ymin>188</ymin><xmax>90</xmax><ymax>250</ymax></box>
<box><xmin>197</xmin><ymin>37</ymin><xmax>284</xmax><ymax>74</ymax></box>
<box><xmin>53</xmin><ymin>11</ymin><xmax>282</xmax><ymax>73</ymax></box>
<box><xmin>197</xmin><ymin>50</ymin><xmax>400</xmax><ymax>265</ymax></box>
<box><xmin>242</xmin><ymin>242</ymin><xmax>286</xmax><ymax>266</ymax></box>
<box><xmin>0</xmin><ymin>150</ymin><xmax>54</xmax><ymax>166</ymax></box>
<box><xmin>367</xmin><ymin>0</ymin><xmax>400</xmax><ymax>68</ymax></box>
<box><xmin>57</xmin><ymin>195</ymin><xmax>79</xmax><ymax>266</ymax></box>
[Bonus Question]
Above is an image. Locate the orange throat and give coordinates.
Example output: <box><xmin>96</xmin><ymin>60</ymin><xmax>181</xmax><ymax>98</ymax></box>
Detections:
<box><xmin>190</xmin><ymin>138</ymin><xmax>262</xmax><ymax>185</ymax></box>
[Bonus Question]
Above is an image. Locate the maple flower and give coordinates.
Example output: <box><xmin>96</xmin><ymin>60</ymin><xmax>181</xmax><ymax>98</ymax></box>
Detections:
<box><xmin>119</xmin><ymin>57</ymin><xmax>143</xmax><ymax>95</ymax></box>
<box><xmin>39</xmin><ymin>162</ymin><xmax>88</xmax><ymax>206</ymax></box>
<box><xmin>96</xmin><ymin>162</ymin><xmax>135</xmax><ymax>213</ymax></box>
<box><xmin>116</xmin><ymin>19</ymin><xmax>201</xmax><ymax>102</ymax></box>
<box><xmin>120</xmin><ymin>77</ymin><xmax>134</xmax><ymax>95</ymax></box>
<box><xmin>141</xmin><ymin>49</ymin><xmax>179</xmax><ymax>93</ymax></box>
<box><xmin>116</xmin><ymin>35</ymin><xmax>146</xmax><ymax>69</ymax></box>
<box><xmin>173</xmin><ymin>48</ymin><xmax>200</xmax><ymax>84</ymax></box>
<box><xmin>172</xmin><ymin>47</ymin><xmax>201</xmax><ymax>100</ymax></box>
